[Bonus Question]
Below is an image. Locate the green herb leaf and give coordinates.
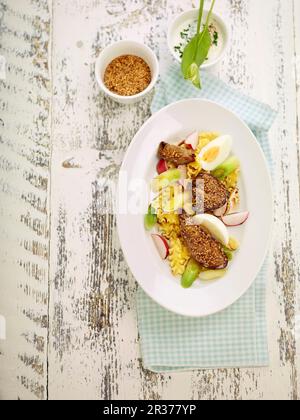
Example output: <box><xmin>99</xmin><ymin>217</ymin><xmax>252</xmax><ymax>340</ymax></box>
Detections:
<box><xmin>195</xmin><ymin>27</ymin><xmax>212</xmax><ymax>66</ymax></box>
<box><xmin>186</xmin><ymin>62</ymin><xmax>201</xmax><ymax>89</ymax></box>
<box><xmin>213</xmin><ymin>30</ymin><xmax>219</xmax><ymax>46</ymax></box>
<box><xmin>181</xmin><ymin>28</ymin><xmax>211</xmax><ymax>88</ymax></box>
<box><xmin>181</xmin><ymin>34</ymin><xmax>200</xmax><ymax>78</ymax></box>
<box><xmin>181</xmin><ymin>0</ymin><xmax>217</xmax><ymax>89</ymax></box>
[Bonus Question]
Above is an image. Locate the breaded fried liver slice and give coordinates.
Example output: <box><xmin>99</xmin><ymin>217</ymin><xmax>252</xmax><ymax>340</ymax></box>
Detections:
<box><xmin>193</xmin><ymin>173</ymin><xmax>229</xmax><ymax>213</ymax></box>
<box><xmin>158</xmin><ymin>142</ymin><xmax>195</xmax><ymax>166</ymax></box>
<box><xmin>179</xmin><ymin>215</ymin><xmax>228</xmax><ymax>270</ymax></box>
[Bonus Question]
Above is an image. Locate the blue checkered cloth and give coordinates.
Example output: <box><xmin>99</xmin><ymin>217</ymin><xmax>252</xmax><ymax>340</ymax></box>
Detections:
<box><xmin>136</xmin><ymin>66</ymin><xmax>277</xmax><ymax>372</ymax></box>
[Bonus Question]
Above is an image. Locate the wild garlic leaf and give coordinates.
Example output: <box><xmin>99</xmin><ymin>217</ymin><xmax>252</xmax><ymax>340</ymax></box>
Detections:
<box><xmin>181</xmin><ymin>0</ymin><xmax>216</xmax><ymax>89</ymax></box>
<box><xmin>181</xmin><ymin>28</ymin><xmax>211</xmax><ymax>86</ymax></box>
<box><xmin>181</xmin><ymin>34</ymin><xmax>201</xmax><ymax>78</ymax></box>
<box><xmin>195</xmin><ymin>27</ymin><xmax>212</xmax><ymax>66</ymax></box>
<box><xmin>186</xmin><ymin>62</ymin><xmax>201</xmax><ymax>89</ymax></box>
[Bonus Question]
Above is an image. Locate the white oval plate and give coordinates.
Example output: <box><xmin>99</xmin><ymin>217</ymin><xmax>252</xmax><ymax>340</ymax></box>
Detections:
<box><xmin>117</xmin><ymin>99</ymin><xmax>273</xmax><ymax>317</ymax></box>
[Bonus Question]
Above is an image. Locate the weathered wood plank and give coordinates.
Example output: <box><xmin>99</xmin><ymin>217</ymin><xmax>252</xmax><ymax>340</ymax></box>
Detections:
<box><xmin>292</xmin><ymin>0</ymin><xmax>300</xmax><ymax>395</ymax></box>
<box><xmin>0</xmin><ymin>0</ymin><xmax>51</xmax><ymax>400</ymax></box>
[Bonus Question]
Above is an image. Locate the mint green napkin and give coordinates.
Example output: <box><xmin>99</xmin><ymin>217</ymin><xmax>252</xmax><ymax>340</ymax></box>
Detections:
<box><xmin>137</xmin><ymin>66</ymin><xmax>277</xmax><ymax>372</ymax></box>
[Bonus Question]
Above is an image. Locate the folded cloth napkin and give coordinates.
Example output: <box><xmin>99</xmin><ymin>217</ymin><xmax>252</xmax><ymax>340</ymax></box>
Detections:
<box><xmin>136</xmin><ymin>66</ymin><xmax>277</xmax><ymax>373</ymax></box>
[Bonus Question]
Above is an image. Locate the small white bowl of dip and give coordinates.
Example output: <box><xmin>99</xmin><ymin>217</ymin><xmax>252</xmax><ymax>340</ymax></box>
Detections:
<box><xmin>95</xmin><ymin>40</ymin><xmax>159</xmax><ymax>105</ymax></box>
<box><xmin>167</xmin><ymin>9</ymin><xmax>229</xmax><ymax>69</ymax></box>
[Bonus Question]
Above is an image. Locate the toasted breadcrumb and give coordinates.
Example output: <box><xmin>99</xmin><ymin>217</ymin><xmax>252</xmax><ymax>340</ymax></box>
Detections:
<box><xmin>104</xmin><ymin>55</ymin><xmax>151</xmax><ymax>96</ymax></box>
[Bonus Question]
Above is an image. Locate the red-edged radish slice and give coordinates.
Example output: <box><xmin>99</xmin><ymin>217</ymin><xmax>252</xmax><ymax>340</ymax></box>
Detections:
<box><xmin>185</xmin><ymin>131</ymin><xmax>199</xmax><ymax>150</ymax></box>
<box><xmin>151</xmin><ymin>234</ymin><xmax>169</xmax><ymax>259</ymax></box>
<box><xmin>156</xmin><ymin>159</ymin><xmax>168</xmax><ymax>175</ymax></box>
<box><xmin>221</xmin><ymin>211</ymin><xmax>249</xmax><ymax>227</ymax></box>
<box><xmin>213</xmin><ymin>203</ymin><xmax>228</xmax><ymax>217</ymax></box>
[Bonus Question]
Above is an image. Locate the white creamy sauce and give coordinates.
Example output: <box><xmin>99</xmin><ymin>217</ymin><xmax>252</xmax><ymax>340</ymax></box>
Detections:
<box><xmin>172</xmin><ymin>18</ymin><xmax>224</xmax><ymax>65</ymax></box>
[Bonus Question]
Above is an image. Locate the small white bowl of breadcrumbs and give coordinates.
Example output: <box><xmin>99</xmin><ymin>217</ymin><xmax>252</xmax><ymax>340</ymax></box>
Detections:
<box><xmin>95</xmin><ymin>40</ymin><xmax>159</xmax><ymax>105</ymax></box>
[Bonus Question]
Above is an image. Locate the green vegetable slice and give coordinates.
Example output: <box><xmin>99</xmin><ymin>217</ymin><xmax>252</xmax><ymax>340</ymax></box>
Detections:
<box><xmin>181</xmin><ymin>258</ymin><xmax>202</xmax><ymax>288</ymax></box>
<box><xmin>212</xmin><ymin>156</ymin><xmax>240</xmax><ymax>180</ymax></box>
<box><xmin>144</xmin><ymin>206</ymin><xmax>157</xmax><ymax>231</ymax></box>
<box><xmin>223</xmin><ymin>248</ymin><xmax>233</xmax><ymax>261</ymax></box>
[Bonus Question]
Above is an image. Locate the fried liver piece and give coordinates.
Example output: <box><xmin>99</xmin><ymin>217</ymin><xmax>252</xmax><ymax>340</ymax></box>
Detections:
<box><xmin>179</xmin><ymin>215</ymin><xmax>228</xmax><ymax>270</ymax></box>
<box><xmin>193</xmin><ymin>173</ymin><xmax>229</xmax><ymax>213</ymax></box>
<box><xmin>158</xmin><ymin>142</ymin><xmax>195</xmax><ymax>166</ymax></box>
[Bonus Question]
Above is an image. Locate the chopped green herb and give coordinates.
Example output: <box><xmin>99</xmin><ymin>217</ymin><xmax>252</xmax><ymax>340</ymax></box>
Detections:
<box><xmin>213</xmin><ymin>30</ymin><xmax>219</xmax><ymax>46</ymax></box>
<box><xmin>180</xmin><ymin>31</ymin><xmax>189</xmax><ymax>39</ymax></box>
<box><xmin>174</xmin><ymin>44</ymin><xmax>184</xmax><ymax>58</ymax></box>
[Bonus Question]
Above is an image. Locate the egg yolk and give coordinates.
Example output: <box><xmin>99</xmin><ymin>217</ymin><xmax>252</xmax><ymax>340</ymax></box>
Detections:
<box><xmin>202</xmin><ymin>146</ymin><xmax>220</xmax><ymax>163</ymax></box>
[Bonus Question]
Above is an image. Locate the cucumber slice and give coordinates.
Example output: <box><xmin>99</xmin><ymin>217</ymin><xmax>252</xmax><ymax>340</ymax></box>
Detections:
<box><xmin>223</xmin><ymin>248</ymin><xmax>233</xmax><ymax>261</ymax></box>
<box><xmin>144</xmin><ymin>206</ymin><xmax>157</xmax><ymax>231</ymax></box>
<box><xmin>181</xmin><ymin>258</ymin><xmax>202</xmax><ymax>289</ymax></box>
<box><xmin>212</xmin><ymin>156</ymin><xmax>240</xmax><ymax>180</ymax></box>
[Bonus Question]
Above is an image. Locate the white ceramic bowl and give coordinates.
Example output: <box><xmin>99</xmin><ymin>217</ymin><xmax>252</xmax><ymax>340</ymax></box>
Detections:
<box><xmin>117</xmin><ymin>99</ymin><xmax>273</xmax><ymax>317</ymax></box>
<box><xmin>168</xmin><ymin>9</ymin><xmax>229</xmax><ymax>69</ymax></box>
<box><xmin>95</xmin><ymin>40</ymin><xmax>159</xmax><ymax>105</ymax></box>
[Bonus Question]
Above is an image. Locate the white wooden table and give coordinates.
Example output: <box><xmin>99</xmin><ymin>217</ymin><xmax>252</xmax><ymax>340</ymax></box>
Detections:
<box><xmin>0</xmin><ymin>0</ymin><xmax>299</xmax><ymax>400</ymax></box>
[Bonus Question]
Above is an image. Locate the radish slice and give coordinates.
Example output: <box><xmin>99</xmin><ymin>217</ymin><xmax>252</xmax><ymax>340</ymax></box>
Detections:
<box><xmin>185</xmin><ymin>131</ymin><xmax>199</xmax><ymax>150</ymax></box>
<box><xmin>151</xmin><ymin>234</ymin><xmax>169</xmax><ymax>259</ymax></box>
<box><xmin>221</xmin><ymin>212</ymin><xmax>249</xmax><ymax>227</ymax></box>
<box><xmin>213</xmin><ymin>203</ymin><xmax>228</xmax><ymax>217</ymax></box>
<box><xmin>156</xmin><ymin>159</ymin><xmax>168</xmax><ymax>175</ymax></box>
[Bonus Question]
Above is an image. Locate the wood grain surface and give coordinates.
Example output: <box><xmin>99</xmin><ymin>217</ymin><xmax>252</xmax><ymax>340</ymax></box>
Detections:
<box><xmin>0</xmin><ymin>0</ymin><xmax>299</xmax><ymax>400</ymax></box>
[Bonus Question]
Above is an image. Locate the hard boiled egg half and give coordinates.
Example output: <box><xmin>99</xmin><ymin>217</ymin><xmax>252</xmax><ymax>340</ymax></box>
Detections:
<box><xmin>191</xmin><ymin>214</ymin><xmax>229</xmax><ymax>247</ymax></box>
<box><xmin>198</xmin><ymin>135</ymin><xmax>233</xmax><ymax>171</ymax></box>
